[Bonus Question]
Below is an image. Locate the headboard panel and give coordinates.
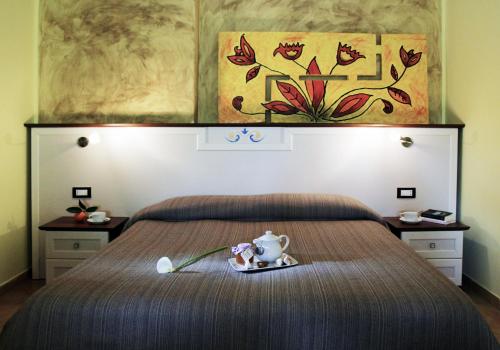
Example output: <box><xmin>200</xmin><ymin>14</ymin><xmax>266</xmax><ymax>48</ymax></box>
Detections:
<box><xmin>31</xmin><ymin>126</ymin><xmax>458</xmax><ymax>278</ymax></box>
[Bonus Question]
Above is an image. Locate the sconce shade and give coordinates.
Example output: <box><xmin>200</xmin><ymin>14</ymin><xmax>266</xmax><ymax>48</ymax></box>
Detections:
<box><xmin>400</xmin><ymin>136</ymin><xmax>414</xmax><ymax>148</ymax></box>
<box><xmin>77</xmin><ymin>137</ymin><xmax>89</xmax><ymax>148</ymax></box>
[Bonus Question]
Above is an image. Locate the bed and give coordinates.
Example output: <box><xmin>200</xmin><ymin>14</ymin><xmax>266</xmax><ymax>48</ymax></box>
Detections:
<box><xmin>1</xmin><ymin>194</ymin><xmax>498</xmax><ymax>349</ymax></box>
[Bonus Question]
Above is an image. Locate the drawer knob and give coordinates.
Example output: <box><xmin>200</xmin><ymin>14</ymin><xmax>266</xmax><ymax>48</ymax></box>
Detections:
<box><xmin>429</xmin><ymin>242</ymin><xmax>436</xmax><ymax>249</ymax></box>
<box><xmin>73</xmin><ymin>242</ymin><xmax>80</xmax><ymax>250</ymax></box>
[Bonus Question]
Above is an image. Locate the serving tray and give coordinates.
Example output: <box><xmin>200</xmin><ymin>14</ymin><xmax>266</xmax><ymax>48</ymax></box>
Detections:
<box><xmin>228</xmin><ymin>255</ymin><xmax>298</xmax><ymax>273</ymax></box>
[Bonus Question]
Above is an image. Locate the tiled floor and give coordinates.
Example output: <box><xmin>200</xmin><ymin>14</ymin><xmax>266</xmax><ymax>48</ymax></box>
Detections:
<box><xmin>0</xmin><ymin>279</ymin><xmax>499</xmax><ymax>342</ymax></box>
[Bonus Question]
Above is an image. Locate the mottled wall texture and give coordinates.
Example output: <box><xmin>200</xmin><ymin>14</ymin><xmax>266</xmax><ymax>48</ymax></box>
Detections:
<box><xmin>39</xmin><ymin>0</ymin><xmax>442</xmax><ymax>123</ymax></box>
<box><xmin>39</xmin><ymin>0</ymin><xmax>196</xmax><ymax>123</ymax></box>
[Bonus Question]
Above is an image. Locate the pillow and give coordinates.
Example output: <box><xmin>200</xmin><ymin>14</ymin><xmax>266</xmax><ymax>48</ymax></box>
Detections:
<box><xmin>125</xmin><ymin>193</ymin><xmax>384</xmax><ymax>228</ymax></box>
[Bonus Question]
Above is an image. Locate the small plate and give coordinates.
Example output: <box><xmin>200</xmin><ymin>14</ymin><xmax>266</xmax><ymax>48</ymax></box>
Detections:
<box><xmin>87</xmin><ymin>217</ymin><xmax>111</xmax><ymax>225</ymax></box>
<box><xmin>228</xmin><ymin>255</ymin><xmax>298</xmax><ymax>273</ymax></box>
<box><xmin>399</xmin><ymin>216</ymin><xmax>423</xmax><ymax>224</ymax></box>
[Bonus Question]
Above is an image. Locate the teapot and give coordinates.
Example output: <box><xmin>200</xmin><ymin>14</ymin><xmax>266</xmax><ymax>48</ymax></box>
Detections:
<box><xmin>253</xmin><ymin>231</ymin><xmax>290</xmax><ymax>263</ymax></box>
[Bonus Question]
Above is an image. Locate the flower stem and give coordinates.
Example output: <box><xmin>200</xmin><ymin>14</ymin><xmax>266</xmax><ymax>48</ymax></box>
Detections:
<box><xmin>172</xmin><ymin>246</ymin><xmax>228</xmax><ymax>272</ymax></box>
<box><xmin>292</xmin><ymin>60</ymin><xmax>308</xmax><ymax>71</ymax></box>
<box><xmin>238</xmin><ymin>110</ymin><xmax>267</xmax><ymax>116</ymax></box>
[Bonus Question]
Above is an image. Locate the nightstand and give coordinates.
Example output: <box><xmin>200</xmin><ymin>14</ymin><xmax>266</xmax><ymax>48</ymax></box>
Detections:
<box><xmin>384</xmin><ymin>217</ymin><xmax>470</xmax><ymax>286</ymax></box>
<box><xmin>39</xmin><ymin>216</ymin><xmax>129</xmax><ymax>283</ymax></box>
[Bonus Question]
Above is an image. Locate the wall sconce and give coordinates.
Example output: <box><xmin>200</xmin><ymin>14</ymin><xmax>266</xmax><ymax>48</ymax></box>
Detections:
<box><xmin>77</xmin><ymin>132</ymin><xmax>100</xmax><ymax>148</ymax></box>
<box><xmin>400</xmin><ymin>136</ymin><xmax>414</xmax><ymax>148</ymax></box>
<box><xmin>77</xmin><ymin>137</ymin><xmax>89</xmax><ymax>148</ymax></box>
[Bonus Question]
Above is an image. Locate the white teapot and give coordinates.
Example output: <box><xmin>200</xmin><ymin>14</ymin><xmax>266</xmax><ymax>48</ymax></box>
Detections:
<box><xmin>253</xmin><ymin>231</ymin><xmax>290</xmax><ymax>263</ymax></box>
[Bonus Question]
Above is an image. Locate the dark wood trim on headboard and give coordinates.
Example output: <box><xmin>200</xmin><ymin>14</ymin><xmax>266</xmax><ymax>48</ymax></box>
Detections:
<box><xmin>25</xmin><ymin>122</ymin><xmax>465</xmax><ymax>128</ymax></box>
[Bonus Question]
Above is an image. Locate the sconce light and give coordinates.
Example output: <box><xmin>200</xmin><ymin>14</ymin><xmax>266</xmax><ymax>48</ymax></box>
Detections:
<box><xmin>77</xmin><ymin>132</ymin><xmax>100</xmax><ymax>148</ymax></box>
<box><xmin>400</xmin><ymin>136</ymin><xmax>414</xmax><ymax>148</ymax></box>
<box><xmin>77</xmin><ymin>137</ymin><xmax>89</xmax><ymax>148</ymax></box>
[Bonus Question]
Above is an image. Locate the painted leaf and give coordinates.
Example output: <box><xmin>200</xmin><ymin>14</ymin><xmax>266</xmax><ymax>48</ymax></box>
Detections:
<box><xmin>262</xmin><ymin>101</ymin><xmax>299</xmax><ymax>115</ymax></box>
<box><xmin>276</xmin><ymin>81</ymin><xmax>310</xmax><ymax>113</ymax></box>
<box><xmin>232</xmin><ymin>96</ymin><xmax>243</xmax><ymax>111</ymax></box>
<box><xmin>381</xmin><ymin>99</ymin><xmax>394</xmax><ymax>114</ymax></box>
<box><xmin>305</xmin><ymin>57</ymin><xmax>325</xmax><ymax>110</ymax></box>
<box><xmin>387</xmin><ymin>87</ymin><xmax>412</xmax><ymax>105</ymax></box>
<box><xmin>246</xmin><ymin>66</ymin><xmax>260</xmax><ymax>82</ymax></box>
<box><xmin>331</xmin><ymin>93</ymin><xmax>372</xmax><ymax>118</ymax></box>
<box><xmin>391</xmin><ymin>64</ymin><xmax>398</xmax><ymax>81</ymax></box>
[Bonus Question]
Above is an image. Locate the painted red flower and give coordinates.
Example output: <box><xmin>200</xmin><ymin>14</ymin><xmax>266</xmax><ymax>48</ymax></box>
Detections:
<box><xmin>336</xmin><ymin>43</ymin><xmax>366</xmax><ymax>66</ymax></box>
<box><xmin>227</xmin><ymin>34</ymin><xmax>256</xmax><ymax>66</ymax></box>
<box><xmin>232</xmin><ymin>96</ymin><xmax>244</xmax><ymax>111</ymax></box>
<box><xmin>273</xmin><ymin>42</ymin><xmax>304</xmax><ymax>60</ymax></box>
<box><xmin>400</xmin><ymin>46</ymin><xmax>422</xmax><ymax>68</ymax></box>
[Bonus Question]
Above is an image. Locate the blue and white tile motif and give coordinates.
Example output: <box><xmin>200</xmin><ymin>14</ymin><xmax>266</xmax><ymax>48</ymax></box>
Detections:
<box><xmin>225</xmin><ymin>128</ymin><xmax>264</xmax><ymax>143</ymax></box>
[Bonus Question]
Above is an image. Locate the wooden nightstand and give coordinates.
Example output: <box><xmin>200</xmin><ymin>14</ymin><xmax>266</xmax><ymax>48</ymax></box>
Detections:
<box><xmin>39</xmin><ymin>216</ymin><xmax>128</xmax><ymax>283</ymax></box>
<box><xmin>384</xmin><ymin>217</ymin><xmax>470</xmax><ymax>286</ymax></box>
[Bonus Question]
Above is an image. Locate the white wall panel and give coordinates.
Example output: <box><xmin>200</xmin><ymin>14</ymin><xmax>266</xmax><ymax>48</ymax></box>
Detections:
<box><xmin>31</xmin><ymin>126</ymin><xmax>458</xmax><ymax>278</ymax></box>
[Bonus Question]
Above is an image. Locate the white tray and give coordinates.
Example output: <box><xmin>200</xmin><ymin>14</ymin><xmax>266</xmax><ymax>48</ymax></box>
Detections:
<box><xmin>228</xmin><ymin>255</ymin><xmax>298</xmax><ymax>273</ymax></box>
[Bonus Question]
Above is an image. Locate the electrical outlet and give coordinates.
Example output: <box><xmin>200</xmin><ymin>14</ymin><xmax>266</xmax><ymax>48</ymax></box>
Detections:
<box><xmin>72</xmin><ymin>187</ymin><xmax>91</xmax><ymax>199</ymax></box>
<box><xmin>397</xmin><ymin>187</ymin><xmax>416</xmax><ymax>199</ymax></box>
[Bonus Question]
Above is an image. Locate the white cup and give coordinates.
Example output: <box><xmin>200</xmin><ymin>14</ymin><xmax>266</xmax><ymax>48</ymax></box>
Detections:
<box><xmin>400</xmin><ymin>211</ymin><xmax>419</xmax><ymax>221</ymax></box>
<box><xmin>89</xmin><ymin>211</ymin><xmax>106</xmax><ymax>222</ymax></box>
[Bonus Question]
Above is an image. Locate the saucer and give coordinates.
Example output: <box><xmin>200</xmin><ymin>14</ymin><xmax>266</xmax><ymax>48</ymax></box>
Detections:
<box><xmin>87</xmin><ymin>217</ymin><xmax>111</xmax><ymax>225</ymax></box>
<box><xmin>399</xmin><ymin>216</ymin><xmax>422</xmax><ymax>224</ymax></box>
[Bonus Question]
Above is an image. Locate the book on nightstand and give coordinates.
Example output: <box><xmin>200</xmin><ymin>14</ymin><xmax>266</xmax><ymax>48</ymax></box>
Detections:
<box><xmin>421</xmin><ymin>209</ymin><xmax>456</xmax><ymax>224</ymax></box>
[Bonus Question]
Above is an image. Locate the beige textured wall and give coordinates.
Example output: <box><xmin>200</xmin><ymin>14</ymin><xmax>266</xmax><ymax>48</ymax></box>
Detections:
<box><xmin>446</xmin><ymin>0</ymin><xmax>500</xmax><ymax>297</ymax></box>
<box><xmin>39</xmin><ymin>0</ymin><xmax>196</xmax><ymax>123</ymax></box>
<box><xmin>39</xmin><ymin>0</ymin><xmax>441</xmax><ymax>123</ymax></box>
<box><xmin>0</xmin><ymin>0</ymin><xmax>37</xmax><ymax>285</ymax></box>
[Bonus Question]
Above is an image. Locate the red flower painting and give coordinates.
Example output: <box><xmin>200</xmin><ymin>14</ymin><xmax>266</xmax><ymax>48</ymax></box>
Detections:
<box><xmin>226</xmin><ymin>34</ymin><xmax>423</xmax><ymax>123</ymax></box>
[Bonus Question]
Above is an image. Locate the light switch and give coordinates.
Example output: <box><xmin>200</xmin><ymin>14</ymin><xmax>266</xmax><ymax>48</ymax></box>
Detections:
<box><xmin>397</xmin><ymin>187</ymin><xmax>416</xmax><ymax>199</ymax></box>
<box><xmin>72</xmin><ymin>187</ymin><xmax>91</xmax><ymax>199</ymax></box>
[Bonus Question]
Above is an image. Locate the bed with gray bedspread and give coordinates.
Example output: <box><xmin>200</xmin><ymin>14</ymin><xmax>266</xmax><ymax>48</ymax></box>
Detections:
<box><xmin>1</xmin><ymin>194</ymin><xmax>498</xmax><ymax>349</ymax></box>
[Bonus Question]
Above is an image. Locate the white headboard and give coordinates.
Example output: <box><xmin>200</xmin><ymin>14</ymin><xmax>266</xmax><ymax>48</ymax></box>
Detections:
<box><xmin>30</xmin><ymin>126</ymin><xmax>459</xmax><ymax>278</ymax></box>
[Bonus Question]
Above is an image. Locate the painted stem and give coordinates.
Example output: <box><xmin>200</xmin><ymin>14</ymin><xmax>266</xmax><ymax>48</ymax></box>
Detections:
<box><xmin>172</xmin><ymin>246</ymin><xmax>228</xmax><ymax>272</ymax></box>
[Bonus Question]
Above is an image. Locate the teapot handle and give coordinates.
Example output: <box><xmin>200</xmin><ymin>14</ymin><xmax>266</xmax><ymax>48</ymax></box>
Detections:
<box><xmin>278</xmin><ymin>235</ymin><xmax>289</xmax><ymax>252</ymax></box>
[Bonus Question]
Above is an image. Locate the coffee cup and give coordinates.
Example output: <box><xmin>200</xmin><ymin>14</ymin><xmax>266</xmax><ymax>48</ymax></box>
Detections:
<box><xmin>400</xmin><ymin>211</ymin><xmax>420</xmax><ymax>222</ymax></box>
<box><xmin>89</xmin><ymin>211</ymin><xmax>106</xmax><ymax>222</ymax></box>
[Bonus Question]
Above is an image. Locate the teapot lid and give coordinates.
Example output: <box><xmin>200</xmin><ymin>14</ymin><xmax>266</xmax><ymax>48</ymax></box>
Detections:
<box><xmin>255</xmin><ymin>230</ymin><xmax>279</xmax><ymax>242</ymax></box>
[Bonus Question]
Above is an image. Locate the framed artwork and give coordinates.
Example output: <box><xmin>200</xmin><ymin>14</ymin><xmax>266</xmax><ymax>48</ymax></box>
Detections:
<box><xmin>219</xmin><ymin>32</ymin><xmax>428</xmax><ymax>124</ymax></box>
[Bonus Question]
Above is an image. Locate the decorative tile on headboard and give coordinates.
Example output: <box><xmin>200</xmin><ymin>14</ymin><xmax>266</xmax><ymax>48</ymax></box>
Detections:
<box><xmin>197</xmin><ymin>127</ymin><xmax>292</xmax><ymax>151</ymax></box>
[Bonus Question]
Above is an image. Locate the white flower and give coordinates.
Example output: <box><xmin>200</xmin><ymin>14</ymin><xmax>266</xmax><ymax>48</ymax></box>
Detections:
<box><xmin>156</xmin><ymin>257</ymin><xmax>173</xmax><ymax>274</ymax></box>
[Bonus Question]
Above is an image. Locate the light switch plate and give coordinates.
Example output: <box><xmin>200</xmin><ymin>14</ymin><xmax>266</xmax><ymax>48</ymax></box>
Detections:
<box><xmin>72</xmin><ymin>187</ymin><xmax>91</xmax><ymax>199</ymax></box>
<box><xmin>397</xmin><ymin>187</ymin><xmax>416</xmax><ymax>199</ymax></box>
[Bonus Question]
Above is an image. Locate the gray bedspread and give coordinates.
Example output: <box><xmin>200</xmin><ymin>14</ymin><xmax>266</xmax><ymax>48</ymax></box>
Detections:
<box><xmin>1</xmin><ymin>194</ymin><xmax>498</xmax><ymax>349</ymax></box>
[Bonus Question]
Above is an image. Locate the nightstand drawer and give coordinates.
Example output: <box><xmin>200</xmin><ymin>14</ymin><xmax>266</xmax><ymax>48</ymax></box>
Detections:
<box><xmin>401</xmin><ymin>231</ymin><xmax>463</xmax><ymax>258</ymax></box>
<box><xmin>46</xmin><ymin>259</ymin><xmax>82</xmax><ymax>282</ymax></box>
<box><xmin>45</xmin><ymin>231</ymin><xmax>108</xmax><ymax>259</ymax></box>
<box><xmin>426</xmin><ymin>258</ymin><xmax>462</xmax><ymax>285</ymax></box>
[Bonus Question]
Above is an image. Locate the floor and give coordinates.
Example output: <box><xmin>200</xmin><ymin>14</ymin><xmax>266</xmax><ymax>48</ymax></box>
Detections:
<box><xmin>0</xmin><ymin>279</ymin><xmax>499</xmax><ymax>342</ymax></box>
